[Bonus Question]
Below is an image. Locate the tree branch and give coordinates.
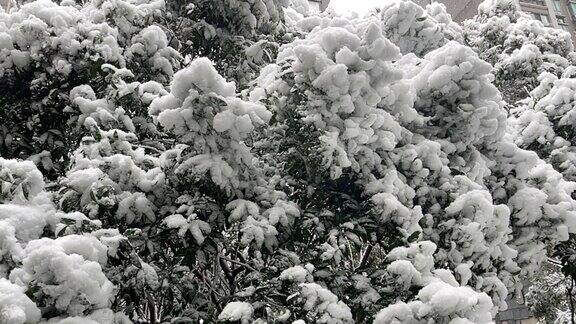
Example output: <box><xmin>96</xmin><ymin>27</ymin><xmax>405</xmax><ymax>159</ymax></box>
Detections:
<box><xmin>355</xmin><ymin>244</ymin><xmax>374</xmax><ymax>272</ymax></box>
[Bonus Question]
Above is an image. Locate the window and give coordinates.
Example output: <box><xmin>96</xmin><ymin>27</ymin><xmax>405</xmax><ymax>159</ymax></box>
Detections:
<box><xmin>554</xmin><ymin>0</ymin><xmax>562</xmax><ymax>12</ymax></box>
<box><xmin>570</xmin><ymin>2</ymin><xmax>576</xmax><ymax>17</ymax></box>
<box><xmin>521</xmin><ymin>0</ymin><xmax>545</xmax><ymax>5</ymax></box>
<box><xmin>532</xmin><ymin>13</ymin><xmax>551</xmax><ymax>26</ymax></box>
<box><xmin>540</xmin><ymin>14</ymin><xmax>550</xmax><ymax>26</ymax></box>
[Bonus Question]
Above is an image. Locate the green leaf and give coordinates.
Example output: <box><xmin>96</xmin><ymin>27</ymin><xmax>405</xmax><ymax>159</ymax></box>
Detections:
<box><xmin>25</xmin><ymin>285</ymin><xmax>41</xmax><ymax>298</ymax></box>
<box><xmin>407</xmin><ymin>231</ymin><xmax>421</xmax><ymax>243</ymax></box>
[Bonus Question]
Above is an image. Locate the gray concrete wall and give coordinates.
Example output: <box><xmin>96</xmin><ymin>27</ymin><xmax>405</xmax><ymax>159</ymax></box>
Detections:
<box><xmin>318</xmin><ymin>0</ymin><xmax>483</xmax><ymax>21</ymax></box>
<box><xmin>431</xmin><ymin>0</ymin><xmax>484</xmax><ymax>22</ymax></box>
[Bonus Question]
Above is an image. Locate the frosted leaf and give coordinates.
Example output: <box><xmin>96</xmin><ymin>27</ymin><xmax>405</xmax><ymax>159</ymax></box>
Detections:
<box><xmin>163</xmin><ymin>213</ymin><xmax>211</xmax><ymax>244</ymax></box>
<box><xmin>240</xmin><ymin>216</ymin><xmax>278</xmax><ymax>250</ymax></box>
<box><xmin>226</xmin><ymin>200</ymin><xmax>261</xmax><ymax>222</ymax></box>
<box><xmin>90</xmin><ymin>228</ymin><xmax>124</xmax><ymax>259</ymax></box>
<box><xmin>136</xmin><ymin>261</ymin><xmax>159</xmax><ymax>290</ymax></box>
<box><xmin>116</xmin><ymin>192</ymin><xmax>156</xmax><ymax>224</ymax></box>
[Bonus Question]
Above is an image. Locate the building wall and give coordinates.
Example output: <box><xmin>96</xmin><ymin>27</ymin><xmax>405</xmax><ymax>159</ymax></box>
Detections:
<box><xmin>0</xmin><ymin>0</ymin><xmax>12</xmax><ymax>11</ymax></box>
<box><xmin>435</xmin><ymin>0</ymin><xmax>484</xmax><ymax>22</ymax></box>
<box><xmin>514</xmin><ymin>0</ymin><xmax>576</xmax><ymax>40</ymax></box>
<box><xmin>495</xmin><ymin>294</ymin><xmax>539</xmax><ymax>324</ymax></box>
<box><xmin>309</xmin><ymin>0</ymin><xmax>330</xmax><ymax>11</ymax></box>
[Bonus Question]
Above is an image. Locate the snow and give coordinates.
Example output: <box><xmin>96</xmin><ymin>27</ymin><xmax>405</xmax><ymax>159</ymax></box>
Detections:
<box><xmin>477</xmin><ymin>0</ymin><xmax>518</xmax><ymax>20</ymax></box>
<box><xmin>377</xmin><ymin>0</ymin><xmax>463</xmax><ymax>56</ymax></box>
<box><xmin>0</xmin><ymin>158</ymin><xmax>45</xmax><ymax>203</ymax></box>
<box><xmin>419</xmin><ymin>281</ymin><xmax>492</xmax><ymax>320</ymax></box>
<box><xmin>279</xmin><ymin>265</ymin><xmax>311</xmax><ymax>283</ymax></box>
<box><xmin>90</xmin><ymin>228</ymin><xmax>124</xmax><ymax>259</ymax></box>
<box><xmin>299</xmin><ymin>283</ymin><xmax>353</xmax><ymax>323</ymax></box>
<box><xmin>163</xmin><ymin>213</ymin><xmax>211</xmax><ymax>244</ymax></box>
<box><xmin>64</xmin><ymin>168</ymin><xmax>104</xmax><ymax>193</ymax></box>
<box><xmin>247</xmin><ymin>4</ymin><xmax>547</xmax><ymax>310</ymax></box>
<box><xmin>414</xmin><ymin>41</ymin><xmax>507</xmax><ymax>148</ymax></box>
<box><xmin>126</xmin><ymin>25</ymin><xmax>181</xmax><ymax>78</ymax></box>
<box><xmin>287</xmin><ymin>0</ymin><xmax>311</xmax><ymax>16</ymax></box>
<box><xmin>9</xmin><ymin>236</ymin><xmax>114</xmax><ymax>316</ymax></box>
<box><xmin>0</xmin><ymin>278</ymin><xmax>41</xmax><ymax>324</ymax></box>
<box><xmin>0</xmin><ymin>0</ymin><xmax>126</xmax><ymax>80</ymax></box>
<box><xmin>227</xmin><ymin>200</ymin><xmax>260</xmax><ymax>221</ymax></box>
<box><xmin>131</xmin><ymin>25</ymin><xmax>167</xmax><ymax>55</ymax></box>
<box><xmin>0</xmin><ymin>220</ymin><xmax>22</xmax><ymax>267</ymax></box>
<box><xmin>1</xmin><ymin>0</ymin><xmax>576</xmax><ymax>322</ymax></box>
<box><xmin>376</xmin><ymin>242</ymin><xmax>495</xmax><ymax>323</ymax></box>
<box><xmin>136</xmin><ymin>261</ymin><xmax>159</xmax><ymax>290</ymax></box>
<box><xmin>0</xmin><ymin>205</ymin><xmax>48</xmax><ymax>242</ymax></box>
<box><xmin>44</xmin><ymin>235</ymin><xmax>108</xmax><ymax>265</ymax></box>
<box><xmin>374</xmin><ymin>280</ymin><xmax>494</xmax><ymax>324</ymax></box>
<box><xmin>387</xmin><ymin>259</ymin><xmax>423</xmax><ymax>289</ymax></box>
<box><xmin>37</xmin><ymin>309</ymin><xmax>130</xmax><ymax>324</ymax></box>
<box><xmin>240</xmin><ymin>216</ymin><xmax>279</xmax><ymax>250</ymax></box>
<box><xmin>509</xmin><ymin>188</ymin><xmax>549</xmax><ymax>226</ymax></box>
<box><xmin>262</xmin><ymin>201</ymin><xmax>300</xmax><ymax>227</ymax></box>
<box><xmin>117</xmin><ymin>192</ymin><xmax>156</xmax><ymax>224</ymax></box>
<box><xmin>169</xmin><ymin>57</ymin><xmax>235</xmax><ymax>102</ymax></box>
<box><xmin>218</xmin><ymin>302</ymin><xmax>253</xmax><ymax>323</ymax></box>
<box><xmin>150</xmin><ymin>57</ymin><xmax>273</xmax><ymax>192</ymax></box>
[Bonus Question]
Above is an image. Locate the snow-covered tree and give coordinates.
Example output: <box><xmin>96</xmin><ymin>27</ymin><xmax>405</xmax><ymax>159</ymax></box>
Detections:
<box><xmin>0</xmin><ymin>0</ymin><xmax>180</xmax><ymax>177</ymax></box>
<box><xmin>464</xmin><ymin>0</ymin><xmax>574</xmax><ymax>103</ymax></box>
<box><xmin>294</xmin><ymin>0</ymin><xmax>462</xmax><ymax>58</ymax></box>
<box><xmin>247</xmin><ymin>4</ymin><xmax>576</xmax><ymax>321</ymax></box>
<box><xmin>491</xmin><ymin>3</ymin><xmax>576</xmax><ymax>316</ymax></box>
<box><xmin>2</xmin><ymin>0</ymin><xmax>576</xmax><ymax>323</ymax></box>
<box><xmin>0</xmin><ymin>157</ymin><xmax>131</xmax><ymax>322</ymax></box>
<box><xmin>527</xmin><ymin>262</ymin><xmax>575</xmax><ymax>324</ymax></box>
<box><xmin>163</xmin><ymin>0</ymin><xmax>292</xmax><ymax>88</ymax></box>
<box><xmin>509</xmin><ymin>70</ymin><xmax>576</xmax><ymax>181</ymax></box>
